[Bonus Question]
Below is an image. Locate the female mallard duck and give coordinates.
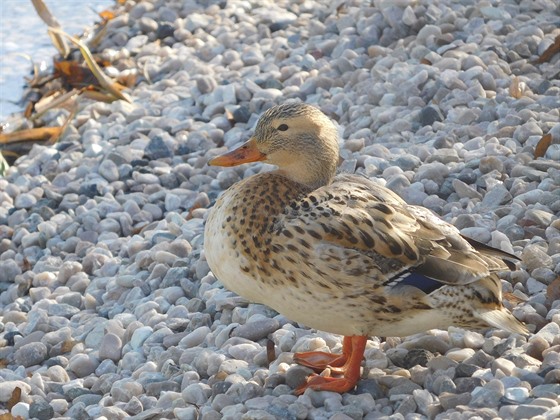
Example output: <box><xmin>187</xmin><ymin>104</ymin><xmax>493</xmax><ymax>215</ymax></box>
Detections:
<box><xmin>204</xmin><ymin>103</ymin><xmax>528</xmax><ymax>394</ymax></box>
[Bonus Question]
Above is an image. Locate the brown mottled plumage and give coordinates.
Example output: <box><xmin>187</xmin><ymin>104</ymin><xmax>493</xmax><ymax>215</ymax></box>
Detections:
<box><xmin>204</xmin><ymin>103</ymin><xmax>528</xmax><ymax>394</ymax></box>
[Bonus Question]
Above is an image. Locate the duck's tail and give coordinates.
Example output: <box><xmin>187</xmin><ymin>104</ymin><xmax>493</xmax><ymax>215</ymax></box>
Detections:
<box><xmin>468</xmin><ymin>274</ymin><xmax>529</xmax><ymax>336</ymax></box>
<box><xmin>475</xmin><ymin>307</ymin><xmax>529</xmax><ymax>335</ymax></box>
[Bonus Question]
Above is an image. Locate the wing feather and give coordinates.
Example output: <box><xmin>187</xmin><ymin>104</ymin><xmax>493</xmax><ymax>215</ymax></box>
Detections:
<box><xmin>275</xmin><ymin>174</ymin><xmax>516</xmax><ymax>288</ymax></box>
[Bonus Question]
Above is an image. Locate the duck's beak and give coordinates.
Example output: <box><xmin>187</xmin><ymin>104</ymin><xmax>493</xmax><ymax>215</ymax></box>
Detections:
<box><xmin>208</xmin><ymin>137</ymin><xmax>267</xmax><ymax>167</ymax></box>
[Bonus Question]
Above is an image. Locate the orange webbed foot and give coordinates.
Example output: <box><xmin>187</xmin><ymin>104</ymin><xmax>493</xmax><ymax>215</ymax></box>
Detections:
<box><xmin>293</xmin><ymin>350</ymin><xmax>348</xmax><ymax>372</ymax></box>
<box><xmin>294</xmin><ymin>373</ymin><xmax>359</xmax><ymax>395</ymax></box>
<box><xmin>292</xmin><ymin>336</ymin><xmax>367</xmax><ymax>395</ymax></box>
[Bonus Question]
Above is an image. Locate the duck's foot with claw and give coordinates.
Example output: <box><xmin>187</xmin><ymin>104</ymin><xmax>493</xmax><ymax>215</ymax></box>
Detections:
<box><xmin>292</xmin><ymin>335</ymin><xmax>367</xmax><ymax>394</ymax></box>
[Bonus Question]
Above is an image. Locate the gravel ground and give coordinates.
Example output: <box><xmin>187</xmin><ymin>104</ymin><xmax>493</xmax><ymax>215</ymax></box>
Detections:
<box><xmin>1</xmin><ymin>0</ymin><xmax>560</xmax><ymax>419</ymax></box>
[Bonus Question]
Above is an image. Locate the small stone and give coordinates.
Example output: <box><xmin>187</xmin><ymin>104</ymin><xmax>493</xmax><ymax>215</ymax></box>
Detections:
<box><xmin>447</xmin><ymin>107</ymin><xmax>478</xmax><ymax>124</ymax></box>
<box><xmin>504</xmin><ymin>387</ymin><xmax>530</xmax><ymax>403</ymax></box>
<box><xmin>413</xmin><ymin>162</ymin><xmax>450</xmax><ymax>186</ymax></box>
<box><xmin>460</xmin><ymin>227</ymin><xmax>491</xmax><ymax>243</ymax></box>
<box><xmin>99</xmin><ymin>333</ymin><xmax>123</xmax><ymax>362</ymax></box>
<box><xmin>535</xmin><ymin>323</ymin><xmax>560</xmax><ymax>345</ymax></box>
<box><xmin>85</xmin><ymin>322</ymin><xmax>107</xmax><ymax>349</ymax></box>
<box><xmin>394</xmin><ymin>395</ymin><xmax>417</xmax><ymax>416</ymax></box>
<box><xmin>29</xmin><ymin>400</ymin><xmax>54</xmax><ymax>420</ymax></box>
<box><xmin>480</xmin><ymin>6</ymin><xmax>511</xmax><ymax>19</ymax></box>
<box><xmin>64</xmin><ymin>402</ymin><xmax>89</xmax><ymax>420</ymax></box>
<box><xmin>419</xmin><ymin>106</ymin><xmax>443</xmax><ymax>126</ymax></box>
<box><xmin>101</xmin><ymin>406</ymin><xmax>130</xmax><ymax>419</ymax></box>
<box><xmin>153</xmin><ymin>391</ymin><xmax>185</xmax><ymax>416</ymax></box>
<box><xmin>14</xmin><ymin>331</ymin><xmax>45</xmax><ymax>350</ymax></box>
<box><xmin>463</xmin><ymin>331</ymin><xmax>485</xmax><ymax>349</ymax></box>
<box><xmin>431</xmin><ymin>375</ymin><xmax>457</xmax><ymax>395</ymax></box>
<box><xmin>526</xmin><ymin>336</ymin><xmax>549</xmax><ymax>360</ymax></box>
<box><xmin>409</xmin><ymin>365</ymin><xmax>430</xmax><ymax>386</ymax></box>
<box><xmin>470</xmin><ymin>380</ymin><xmax>504</xmax><ymax>408</ymax></box>
<box><xmin>387</xmin><ymin>380</ymin><xmax>422</xmax><ymax>396</ymax></box>
<box><xmin>514</xmin><ymin>121</ymin><xmax>543</xmax><ymax>144</ymax></box>
<box><xmin>130</xmin><ymin>326</ymin><xmax>153</xmax><ymax>349</ymax></box>
<box><xmin>219</xmin><ymin>359</ymin><xmax>249</xmax><ymax>375</ymax></box>
<box><xmin>439</xmin><ymin>392</ymin><xmax>471</xmax><ymax>410</ymax></box>
<box><xmin>412</xmin><ymin>388</ymin><xmax>435</xmax><ymax>416</ymax></box>
<box><xmin>0</xmin><ymin>259</ymin><xmax>22</xmax><ymax>282</ymax></box>
<box><xmin>446</xmin><ymin>348</ymin><xmax>475</xmax><ymax>362</ymax></box>
<box><xmin>14</xmin><ymin>342</ymin><xmax>48</xmax><ymax>367</ymax></box>
<box><xmin>393</xmin><ymin>155</ymin><xmax>422</xmax><ymax>171</ymax></box>
<box><xmin>532</xmin><ymin>267</ymin><xmax>556</xmax><ymax>284</ymax></box>
<box><xmin>402</xmin><ymin>6</ymin><xmax>417</xmax><ymax>26</ymax></box>
<box><xmin>144</xmin><ymin>136</ymin><xmax>173</xmax><ymax>160</ymax></box>
<box><xmin>241</xmin><ymin>49</ymin><xmax>264</xmax><ymax>66</ymax></box>
<box><xmin>427</xmin><ymin>356</ymin><xmax>458</xmax><ymax>371</ymax></box>
<box><xmin>526</xmin><ymin>277</ymin><xmax>546</xmax><ymax>294</ymax></box>
<box><xmin>47</xmin><ymin>365</ymin><xmax>70</xmax><ymax>382</ymax></box>
<box><xmin>482</xmin><ymin>185</ymin><xmax>512</xmax><ymax>208</ymax></box>
<box><xmin>111</xmin><ymin>379</ymin><xmax>144</xmax><ymax>402</ymax></box>
<box><xmin>402</xmin><ymin>335</ymin><xmax>451</xmax><ymax>354</ymax></box>
<box><xmin>98</xmin><ymin>159</ymin><xmax>120</xmax><ymax>182</ymax></box>
<box><xmin>470</xmin><ymin>387</ymin><xmax>503</xmax><ymax>408</ymax></box>
<box><xmin>492</xmin><ymin>358</ymin><xmax>516</xmax><ymax>375</ymax></box>
<box><xmin>123</xmin><ymin>396</ymin><xmax>143</xmax><ymax>416</ymax></box>
<box><xmin>68</xmin><ymin>354</ymin><xmax>99</xmax><ymax>377</ymax></box>
<box><xmin>342</xmin><ymin>393</ymin><xmax>375</xmax><ymax>415</ymax></box>
<box><xmin>401</xmin><ymin>349</ymin><xmax>434</xmax><ymax>368</ymax></box>
<box><xmin>523</xmin><ymin>210</ymin><xmax>554</xmax><ymax>229</ymax></box>
<box><xmin>455</xmin><ymin>377</ymin><xmax>484</xmax><ymax>394</ymax></box>
<box><xmin>522</xmin><ymin>244</ymin><xmax>554</xmax><ymax>271</ymax></box>
<box><xmin>95</xmin><ymin>359</ymin><xmax>117</xmax><ymax>376</ymax></box>
<box><xmin>532</xmin><ymin>397</ymin><xmax>558</xmax><ymax>408</ymax></box>
<box><xmin>285</xmin><ymin>365</ymin><xmax>314</xmax><ymax>390</ymax></box>
<box><xmin>232</xmin><ymin>106</ymin><xmax>251</xmax><ymax>123</ymax></box>
<box><xmin>179</xmin><ymin>326</ymin><xmax>210</xmax><ymax>348</ymax></box>
<box><xmin>479</xmin><ymin>156</ymin><xmax>504</xmax><ymax>174</ymax></box>
<box><xmin>544</xmin><ymin>369</ymin><xmax>560</xmax><ymax>384</ymax></box>
<box><xmin>514</xmin><ymin>404</ymin><xmax>548</xmax><ymax>420</ymax></box>
<box><xmin>156</xmin><ymin>23</ymin><xmax>175</xmax><ymax>39</ymax></box>
<box><xmin>11</xmin><ymin>402</ymin><xmax>30</xmax><ymax>419</ymax></box>
<box><xmin>174</xmin><ymin>406</ymin><xmax>198</xmax><ymax>420</ymax></box>
<box><xmin>452</xmin><ymin>179</ymin><xmax>482</xmax><ymax>200</ymax></box>
<box><xmin>402</xmin><ymin>186</ymin><xmax>428</xmax><ymax>205</ymax></box>
<box><xmin>138</xmin><ymin>16</ymin><xmax>158</xmax><ymax>33</ymax></box>
<box><xmin>73</xmin><ymin>394</ymin><xmax>103</xmax><ymax>407</ymax></box>
<box><xmin>183</xmin><ymin>383</ymin><xmax>211</xmax><ymax>405</ymax></box>
<box><xmin>456</xmin><ymin>363</ymin><xmax>479</xmax><ymax>377</ymax></box>
<box><xmin>239</xmin><ymin>409</ymin><xmax>274</xmax><ymax>420</ymax></box>
<box><xmin>197</xmin><ymin>76</ymin><xmax>217</xmax><ymax>94</ymax></box>
<box><xmin>532</xmin><ymin>384</ymin><xmax>560</xmax><ymax>398</ymax></box>
<box><xmin>232</xmin><ymin>319</ymin><xmax>280</xmax><ymax>341</ymax></box>
<box><xmin>47</xmin><ymin>303</ymin><xmax>80</xmax><ymax>318</ymax></box>
<box><xmin>15</xmin><ymin>193</ymin><xmax>37</xmax><ymax>209</ymax></box>
<box><xmin>165</xmin><ymin>193</ymin><xmax>182</xmax><ymax>212</ymax></box>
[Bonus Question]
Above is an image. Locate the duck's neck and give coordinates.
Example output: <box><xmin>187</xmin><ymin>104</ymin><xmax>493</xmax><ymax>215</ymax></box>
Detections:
<box><xmin>275</xmin><ymin>168</ymin><xmax>334</xmax><ymax>190</ymax></box>
<box><xmin>275</xmin><ymin>151</ymin><xmax>338</xmax><ymax>190</ymax></box>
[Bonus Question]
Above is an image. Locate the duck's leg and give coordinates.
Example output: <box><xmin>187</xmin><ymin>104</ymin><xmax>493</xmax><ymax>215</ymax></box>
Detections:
<box><xmin>294</xmin><ymin>336</ymin><xmax>367</xmax><ymax>394</ymax></box>
<box><xmin>293</xmin><ymin>336</ymin><xmax>353</xmax><ymax>371</ymax></box>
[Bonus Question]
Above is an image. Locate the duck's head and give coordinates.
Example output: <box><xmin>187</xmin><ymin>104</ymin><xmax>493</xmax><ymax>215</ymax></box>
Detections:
<box><xmin>209</xmin><ymin>103</ymin><xmax>340</xmax><ymax>189</ymax></box>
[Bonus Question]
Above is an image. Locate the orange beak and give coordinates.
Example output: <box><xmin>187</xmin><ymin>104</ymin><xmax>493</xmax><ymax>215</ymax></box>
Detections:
<box><xmin>208</xmin><ymin>137</ymin><xmax>266</xmax><ymax>167</ymax></box>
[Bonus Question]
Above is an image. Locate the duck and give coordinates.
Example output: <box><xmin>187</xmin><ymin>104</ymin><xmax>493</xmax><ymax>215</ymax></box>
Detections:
<box><xmin>203</xmin><ymin>102</ymin><xmax>528</xmax><ymax>394</ymax></box>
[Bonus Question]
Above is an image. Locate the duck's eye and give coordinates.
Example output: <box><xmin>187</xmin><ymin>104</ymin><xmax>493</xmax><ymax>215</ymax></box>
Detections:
<box><xmin>277</xmin><ymin>124</ymin><xmax>289</xmax><ymax>131</ymax></box>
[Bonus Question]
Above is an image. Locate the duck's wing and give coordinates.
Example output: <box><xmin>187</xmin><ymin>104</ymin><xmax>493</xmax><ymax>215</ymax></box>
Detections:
<box><xmin>276</xmin><ymin>174</ymin><xmax>517</xmax><ymax>289</ymax></box>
